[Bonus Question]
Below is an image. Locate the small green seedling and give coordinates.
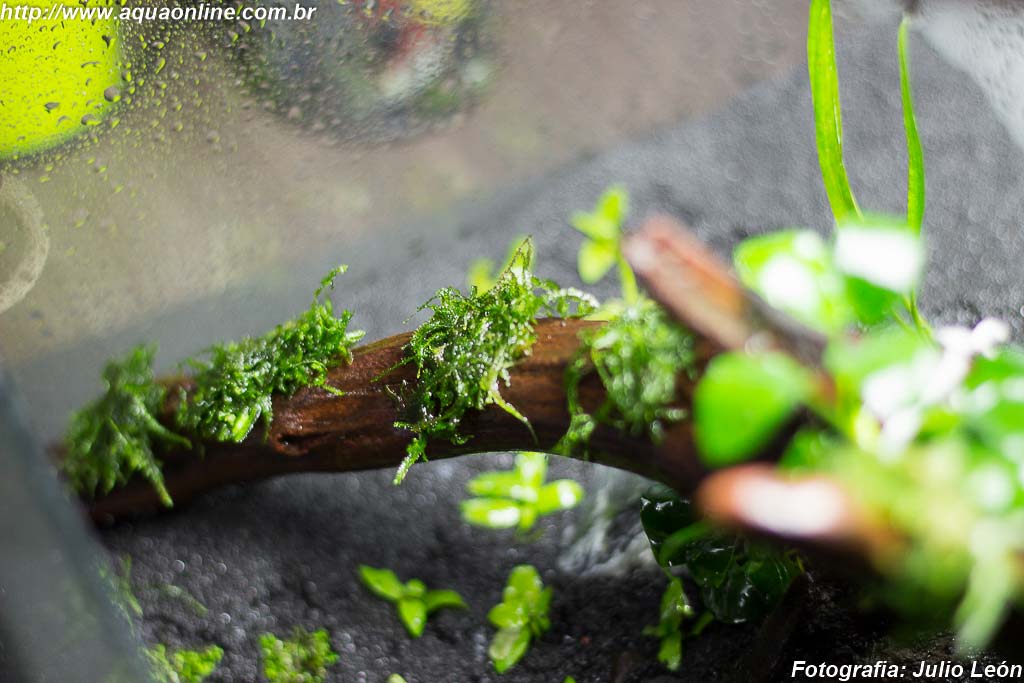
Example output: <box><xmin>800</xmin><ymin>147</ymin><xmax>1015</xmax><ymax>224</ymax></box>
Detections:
<box><xmin>571</xmin><ymin>185</ymin><xmax>638</xmax><ymax>304</ymax></box>
<box><xmin>148</xmin><ymin>644</ymin><xmax>223</xmax><ymax>683</ymax></box>
<box><xmin>642</xmin><ymin>578</ymin><xmax>712</xmax><ymax>671</ymax></box>
<box><xmin>461</xmin><ymin>452</ymin><xmax>584</xmax><ymax>532</ymax></box>
<box><xmin>487</xmin><ymin>565</ymin><xmax>552</xmax><ymax>674</ymax></box>
<box><xmin>259</xmin><ymin>627</ymin><xmax>338</xmax><ymax>683</ymax></box>
<box><xmin>358</xmin><ymin>565</ymin><xmax>467</xmax><ymax>637</ymax></box>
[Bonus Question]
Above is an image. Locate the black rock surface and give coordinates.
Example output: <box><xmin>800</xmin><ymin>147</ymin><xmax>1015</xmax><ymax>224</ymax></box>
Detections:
<box><xmin>81</xmin><ymin>16</ymin><xmax>1024</xmax><ymax>683</ymax></box>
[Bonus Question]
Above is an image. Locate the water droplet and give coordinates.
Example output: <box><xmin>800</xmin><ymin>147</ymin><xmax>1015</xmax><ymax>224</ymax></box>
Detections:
<box><xmin>80</xmin><ymin>113</ymin><xmax>100</xmax><ymax>126</ymax></box>
<box><xmin>103</xmin><ymin>85</ymin><xmax>121</xmax><ymax>102</ymax></box>
<box><xmin>43</xmin><ymin>101</ymin><xmax>59</xmax><ymax>112</ymax></box>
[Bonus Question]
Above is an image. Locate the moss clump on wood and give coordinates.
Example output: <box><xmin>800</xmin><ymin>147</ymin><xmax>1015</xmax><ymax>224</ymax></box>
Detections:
<box><xmin>559</xmin><ymin>298</ymin><xmax>696</xmax><ymax>456</ymax></box>
<box><xmin>177</xmin><ymin>266</ymin><xmax>364</xmax><ymax>443</ymax></box>
<box><xmin>392</xmin><ymin>239</ymin><xmax>596</xmax><ymax>483</ymax></box>
<box><xmin>63</xmin><ymin>345</ymin><xmax>189</xmax><ymax>506</ymax></box>
<box><xmin>63</xmin><ymin>267</ymin><xmax>363</xmax><ymax>506</ymax></box>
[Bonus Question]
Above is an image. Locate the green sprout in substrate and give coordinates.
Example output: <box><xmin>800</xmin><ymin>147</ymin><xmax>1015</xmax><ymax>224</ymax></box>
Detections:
<box><xmin>63</xmin><ymin>345</ymin><xmax>189</xmax><ymax>507</ymax></box>
<box><xmin>147</xmin><ymin>645</ymin><xmax>223</xmax><ymax>683</ymax></box>
<box><xmin>260</xmin><ymin>627</ymin><xmax>338</xmax><ymax>683</ymax></box>
<box><xmin>488</xmin><ymin>565</ymin><xmax>552</xmax><ymax>674</ymax></box>
<box><xmin>461</xmin><ymin>452</ymin><xmax>583</xmax><ymax>532</ymax></box>
<box><xmin>643</xmin><ymin>578</ymin><xmax>711</xmax><ymax>672</ymax></box>
<box><xmin>358</xmin><ymin>565</ymin><xmax>467</xmax><ymax>637</ymax></box>
<box><xmin>179</xmin><ymin>266</ymin><xmax>364</xmax><ymax>443</ymax></box>
<box><xmin>393</xmin><ymin>238</ymin><xmax>596</xmax><ymax>484</ymax></box>
<box><xmin>560</xmin><ymin>299</ymin><xmax>696</xmax><ymax>456</ymax></box>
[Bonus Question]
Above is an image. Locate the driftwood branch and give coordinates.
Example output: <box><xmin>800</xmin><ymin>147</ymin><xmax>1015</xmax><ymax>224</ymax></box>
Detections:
<box><xmin>86</xmin><ymin>319</ymin><xmax>719</xmax><ymax>522</ymax></box>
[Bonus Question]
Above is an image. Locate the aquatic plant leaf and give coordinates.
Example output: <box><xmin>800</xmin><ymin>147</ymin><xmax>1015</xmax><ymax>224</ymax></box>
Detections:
<box><xmin>834</xmin><ymin>218</ymin><xmax>923</xmax><ymax>295</ymax></box>
<box><xmin>358</xmin><ymin>565</ymin><xmax>405</xmax><ymax>601</ymax></box>
<box><xmin>640</xmin><ymin>490</ymin><xmax>800</xmax><ymax>625</ymax></box>
<box><xmin>694</xmin><ymin>352</ymin><xmax>812</xmax><ymax>466</ymax></box>
<box><xmin>535</xmin><ymin>480</ymin><xmax>584</xmax><ymax>515</ymax></box>
<box><xmin>461</xmin><ymin>498</ymin><xmax>523</xmax><ymax>529</ymax></box>
<box><xmin>578</xmin><ymin>239</ymin><xmax>617</xmax><ymax>284</ymax></box>
<box><xmin>734</xmin><ymin>229</ymin><xmax>852</xmax><ymax>334</ymax></box>
<box><xmin>487</xmin><ymin>565</ymin><xmax>551</xmax><ymax>673</ymax></box>
<box><xmin>808</xmin><ymin>0</ymin><xmax>860</xmax><ymax>222</ymax></box>
<box><xmin>899</xmin><ymin>19</ymin><xmax>925</xmax><ymax>234</ymax></box>
<box><xmin>358</xmin><ymin>566</ymin><xmax>465</xmax><ymax>638</ymax></box>
<box><xmin>398</xmin><ymin>598</ymin><xmax>427</xmax><ymax>637</ymax></box>
<box><xmin>488</xmin><ymin>627</ymin><xmax>531</xmax><ymax>674</ymax></box>
<box><xmin>424</xmin><ymin>589</ymin><xmax>467</xmax><ymax>613</ymax></box>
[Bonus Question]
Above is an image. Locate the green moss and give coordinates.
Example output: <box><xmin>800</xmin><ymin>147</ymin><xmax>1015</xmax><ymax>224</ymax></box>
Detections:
<box><xmin>177</xmin><ymin>266</ymin><xmax>364</xmax><ymax>442</ymax></box>
<box><xmin>393</xmin><ymin>239</ymin><xmax>596</xmax><ymax>483</ymax></box>
<box><xmin>559</xmin><ymin>299</ymin><xmax>696</xmax><ymax>455</ymax></box>
<box><xmin>63</xmin><ymin>345</ymin><xmax>189</xmax><ymax>506</ymax></box>
<box><xmin>259</xmin><ymin>628</ymin><xmax>338</xmax><ymax>683</ymax></box>
<box><xmin>147</xmin><ymin>644</ymin><xmax>223</xmax><ymax>683</ymax></box>
<box><xmin>65</xmin><ymin>268</ymin><xmax>362</xmax><ymax>506</ymax></box>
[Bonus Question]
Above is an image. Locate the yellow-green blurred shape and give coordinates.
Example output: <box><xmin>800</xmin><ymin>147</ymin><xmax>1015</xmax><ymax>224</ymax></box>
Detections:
<box><xmin>0</xmin><ymin>0</ymin><xmax>121</xmax><ymax>160</ymax></box>
<box><xmin>409</xmin><ymin>0</ymin><xmax>472</xmax><ymax>26</ymax></box>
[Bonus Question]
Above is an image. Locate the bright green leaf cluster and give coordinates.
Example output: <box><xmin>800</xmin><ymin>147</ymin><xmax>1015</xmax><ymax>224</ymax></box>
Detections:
<box><xmin>461</xmin><ymin>452</ymin><xmax>584</xmax><ymax>532</ymax></box>
<box><xmin>147</xmin><ymin>644</ymin><xmax>223</xmax><ymax>683</ymax></box>
<box><xmin>571</xmin><ymin>185</ymin><xmax>638</xmax><ymax>304</ymax></box>
<box><xmin>560</xmin><ymin>299</ymin><xmax>696</xmax><ymax>455</ymax></box>
<box><xmin>178</xmin><ymin>266</ymin><xmax>365</xmax><ymax>443</ymax></box>
<box><xmin>259</xmin><ymin>628</ymin><xmax>338</xmax><ymax>683</ymax></box>
<box><xmin>642</xmin><ymin>578</ymin><xmax>711</xmax><ymax>671</ymax></box>
<box><xmin>394</xmin><ymin>238</ymin><xmax>596</xmax><ymax>484</ymax></box>
<box><xmin>63</xmin><ymin>345</ymin><xmax>190</xmax><ymax>507</ymax></box>
<box><xmin>734</xmin><ymin>218</ymin><xmax>924</xmax><ymax>336</ymax></box>
<box><xmin>487</xmin><ymin>565</ymin><xmax>552</xmax><ymax>674</ymax></box>
<box><xmin>358</xmin><ymin>565</ymin><xmax>466</xmax><ymax>637</ymax></box>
